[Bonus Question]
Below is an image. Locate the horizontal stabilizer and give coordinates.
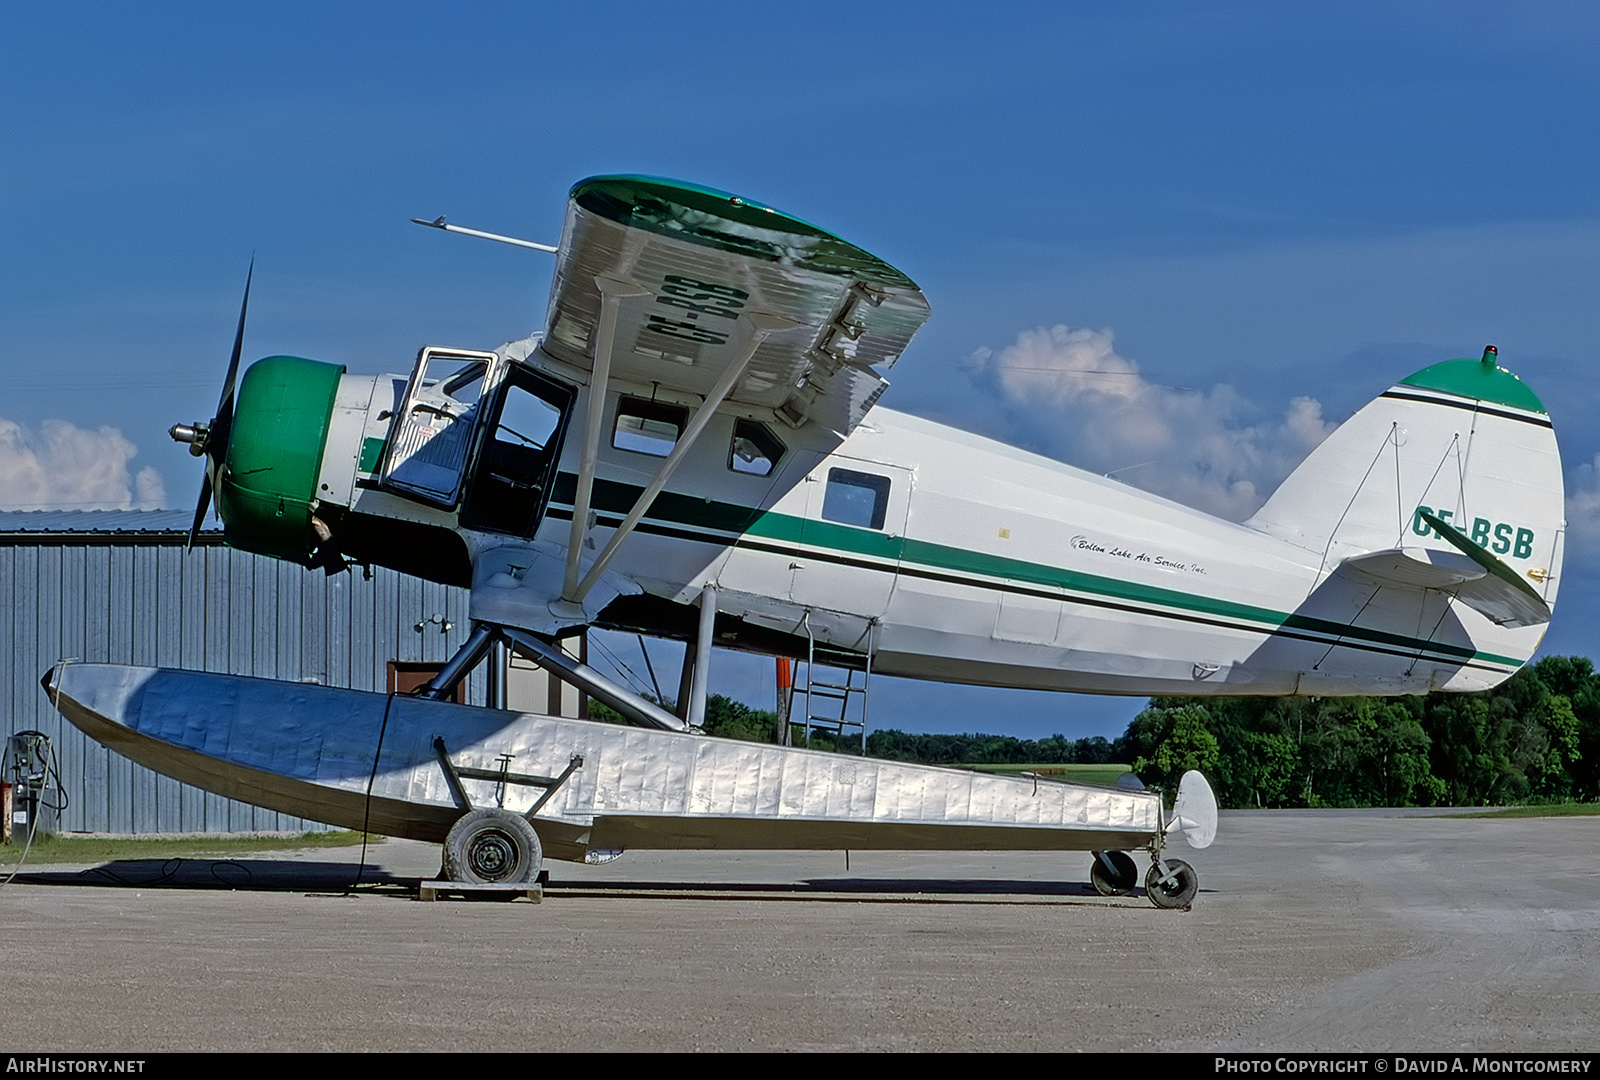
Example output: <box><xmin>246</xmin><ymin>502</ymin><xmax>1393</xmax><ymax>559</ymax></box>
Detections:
<box><xmin>1341</xmin><ymin>547</ymin><xmax>1489</xmax><ymax>589</ymax></box>
<box><xmin>1339</xmin><ymin>511</ymin><xmax>1551</xmax><ymax>629</ymax></box>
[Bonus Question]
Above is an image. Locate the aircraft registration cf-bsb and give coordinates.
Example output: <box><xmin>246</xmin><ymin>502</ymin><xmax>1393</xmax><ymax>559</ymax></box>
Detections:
<box><xmin>45</xmin><ymin>177</ymin><xmax>1563</xmax><ymax>906</ymax></box>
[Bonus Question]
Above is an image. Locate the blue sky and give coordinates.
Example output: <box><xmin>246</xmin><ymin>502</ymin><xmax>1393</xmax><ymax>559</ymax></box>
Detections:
<box><xmin>4</xmin><ymin>3</ymin><xmax>1599</xmax><ymax>740</ymax></box>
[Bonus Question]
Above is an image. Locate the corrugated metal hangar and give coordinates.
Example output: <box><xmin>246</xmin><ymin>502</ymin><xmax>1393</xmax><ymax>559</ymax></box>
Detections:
<box><xmin>0</xmin><ymin>510</ymin><xmax>481</xmax><ymax>834</ymax></box>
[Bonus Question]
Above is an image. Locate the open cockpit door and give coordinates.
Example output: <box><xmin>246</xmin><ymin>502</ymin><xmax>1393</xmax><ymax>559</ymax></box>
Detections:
<box><xmin>380</xmin><ymin>347</ymin><xmax>500</xmax><ymax>508</ymax></box>
<box><xmin>459</xmin><ymin>363</ymin><xmax>575</xmax><ymax>537</ymax></box>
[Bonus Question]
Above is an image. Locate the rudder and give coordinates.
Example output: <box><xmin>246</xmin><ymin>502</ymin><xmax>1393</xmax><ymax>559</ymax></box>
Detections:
<box><xmin>1247</xmin><ymin>348</ymin><xmax>1564</xmax><ymax>619</ymax></box>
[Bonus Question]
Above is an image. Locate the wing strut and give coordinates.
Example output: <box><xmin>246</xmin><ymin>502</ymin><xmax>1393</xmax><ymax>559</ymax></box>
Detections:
<box><xmin>562</xmin><ymin>274</ymin><xmax>651</xmax><ymax>603</ymax></box>
<box><xmin>563</xmin><ymin>310</ymin><xmax>799</xmax><ymax>606</ymax></box>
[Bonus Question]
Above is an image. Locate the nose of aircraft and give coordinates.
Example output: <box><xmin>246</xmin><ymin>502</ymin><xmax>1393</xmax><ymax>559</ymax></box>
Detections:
<box><xmin>170</xmin><ymin>260</ymin><xmax>255</xmax><ymax>549</ymax></box>
<box><xmin>170</xmin><ymin>262</ymin><xmax>346</xmax><ymax>563</ymax></box>
<box><xmin>213</xmin><ymin>354</ymin><xmax>345</xmax><ymax>561</ymax></box>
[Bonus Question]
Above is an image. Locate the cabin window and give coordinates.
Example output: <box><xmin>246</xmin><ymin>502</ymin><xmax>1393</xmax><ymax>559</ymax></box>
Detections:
<box><xmin>728</xmin><ymin>419</ymin><xmax>785</xmax><ymax>477</ymax></box>
<box><xmin>822</xmin><ymin>468</ymin><xmax>891</xmax><ymax>530</ymax></box>
<box><xmin>613</xmin><ymin>398</ymin><xmax>688</xmax><ymax>457</ymax></box>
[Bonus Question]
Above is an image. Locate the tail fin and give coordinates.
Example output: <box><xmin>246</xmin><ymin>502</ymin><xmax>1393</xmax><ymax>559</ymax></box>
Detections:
<box><xmin>1248</xmin><ymin>348</ymin><xmax>1564</xmax><ymax>624</ymax></box>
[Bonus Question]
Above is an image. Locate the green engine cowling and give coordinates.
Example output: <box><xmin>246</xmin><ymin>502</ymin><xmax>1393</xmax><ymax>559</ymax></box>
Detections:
<box><xmin>217</xmin><ymin>356</ymin><xmax>346</xmax><ymax>562</ymax></box>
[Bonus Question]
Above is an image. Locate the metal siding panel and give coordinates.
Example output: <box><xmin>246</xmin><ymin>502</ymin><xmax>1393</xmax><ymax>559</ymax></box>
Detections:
<box><xmin>78</xmin><ymin>547</ymin><xmax>110</xmax><ymax>831</ymax></box>
<box><xmin>377</xmin><ymin>567</ymin><xmax>400</xmax><ymax>687</ymax></box>
<box><xmin>35</xmin><ymin>546</ymin><xmax>80</xmax><ymax>831</ymax></box>
<box><xmin>179</xmin><ymin>774</ymin><xmax>206</xmax><ymax>833</ymax></box>
<box><xmin>133</xmin><ymin>546</ymin><xmax>160</xmax><ymax>666</ymax></box>
<box><xmin>326</xmin><ymin>572</ymin><xmax>352</xmax><ymax>691</ymax></box>
<box><xmin>181</xmin><ymin>547</ymin><xmax>208</xmax><ymax>671</ymax></box>
<box><xmin>397</xmin><ymin>572</ymin><xmax>422</xmax><ymax>663</ymax></box>
<box><xmin>3</xmin><ymin>550</ymin><xmax>27</xmax><ymax>736</ymax></box>
<box><xmin>388</xmin><ymin>568</ymin><xmax>411</xmax><ymax>679</ymax></box>
<box><xmin>132</xmin><ymin>550</ymin><xmax>168</xmax><ymax>838</ymax></box>
<box><xmin>230</xmin><ymin>550</ymin><xmax>256</xmax><ymax>676</ymax></box>
<box><xmin>205</xmin><ymin>549</ymin><xmax>234</xmax><ymax>831</ymax></box>
<box><xmin>154</xmin><ymin>772</ymin><xmax>182</xmax><ymax>833</ymax></box>
<box><xmin>1</xmin><ymin>550</ymin><xmax>14</xmax><ymax>743</ymax></box>
<box><xmin>108</xmin><ymin>547</ymin><xmax>135</xmax><ymax>831</ymax></box>
<box><xmin>82</xmin><ymin>547</ymin><xmax>109</xmax><ymax>662</ymax></box>
<box><xmin>302</xmin><ymin>570</ymin><xmax>327</xmax><ymax>688</ymax></box>
<box><xmin>6</xmin><ymin>533</ymin><xmax>465</xmax><ymax>836</ymax></box>
<box><xmin>109</xmin><ymin>546</ymin><xmax>134</xmax><ymax>664</ymax></box>
<box><xmin>276</xmin><ymin>561</ymin><xmax>302</xmax><ymax>682</ymax></box>
<box><xmin>204</xmin><ymin>789</ymin><xmax>229</xmax><ymax>832</ymax></box>
<box><xmin>147</xmin><ymin>547</ymin><xmax>182</xmax><ymax>832</ymax></box>
<box><xmin>419</xmin><ymin>580</ymin><xmax>454</xmax><ymax>664</ymax></box>
<box><xmin>132</xmin><ymin>756</ymin><xmax>158</xmax><ymax>832</ymax></box>
<box><xmin>230</xmin><ymin>796</ymin><xmax>258</xmax><ymax>832</ymax></box>
<box><xmin>247</xmin><ymin>556</ymin><xmax>274</xmax><ymax>678</ymax></box>
<box><xmin>205</xmin><ymin>548</ymin><xmax>230</xmax><ymax>676</ymax></box>
<box><xmin>178</xmin><ymin>546</ymin><xmax>212</xmax><ymax>831</ymax></box>
<box><xmin>351</xmin><ymin>568</ymin><xmax>378</xmax><ymax>692</ymax></box>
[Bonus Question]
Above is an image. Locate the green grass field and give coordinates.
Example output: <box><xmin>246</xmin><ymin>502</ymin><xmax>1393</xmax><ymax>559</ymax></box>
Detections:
<box><xmin>0</xmin><ymin>830</ymin><xmax>377</xmax><ymax>866</ymax></box>
<box><xmin>1439</xmin><ymin>803</ymin><xmax>1600</xmax><ymax>819</ymax></box>
<box><xmin>954</xmin><ymin>763</ymin><xmax>1134</xmax><ymax>788</ymax></box>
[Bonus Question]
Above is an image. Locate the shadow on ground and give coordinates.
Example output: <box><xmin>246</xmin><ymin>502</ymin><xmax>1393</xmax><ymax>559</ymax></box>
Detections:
<box><xmin>13</xmin><ymin>858</ymin><xmax>414</xmax><ymax>893</ymax></box>
<box><xmin>9</xmin><ymin>858</ymin><xmax>1154</xmax><ymax>904</ymax></box>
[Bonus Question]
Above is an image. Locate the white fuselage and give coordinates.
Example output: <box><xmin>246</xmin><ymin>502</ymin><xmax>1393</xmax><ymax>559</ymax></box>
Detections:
<box><xmin>319</xmin><ymin>345</ymin><xmax>1538</xmax><ymax>700</ymax></box>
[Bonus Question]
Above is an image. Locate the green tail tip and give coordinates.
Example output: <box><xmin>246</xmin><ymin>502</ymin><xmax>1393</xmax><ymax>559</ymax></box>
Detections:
<box><xmin>1482</xmin><ymin>344</ymin><xmax>1499</xmax><ymax>367</ymax></box>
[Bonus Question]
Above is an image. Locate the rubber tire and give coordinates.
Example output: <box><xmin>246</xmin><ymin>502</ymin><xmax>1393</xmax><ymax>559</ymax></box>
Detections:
<box><xmin>442</xmin><ymin>809</ymin><xmax>543</xmax><ymax>885</ymax></box>
<box><xmin>1145</xmin><ymin>857</ymin><xmax>1198</xmax><ymax>909</ymax></box>
<box><xmin>1089</xmin><ymin>850</ymin><xmax>1138</xmax><ymax>896</ymax></box>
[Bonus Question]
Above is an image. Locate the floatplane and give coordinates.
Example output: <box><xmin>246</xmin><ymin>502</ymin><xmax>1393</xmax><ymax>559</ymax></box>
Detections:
<box><xmin>45</xmin><ymin>177</ymin><xmax>1563</xmax><ymax>906</ymax></box>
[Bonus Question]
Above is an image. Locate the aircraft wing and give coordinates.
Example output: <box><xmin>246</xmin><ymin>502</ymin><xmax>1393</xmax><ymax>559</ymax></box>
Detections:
<box><xmin>538</xmin><ymin>176</ymin><xmax>930</xmax><ymax>436</ymax></box>
<box><xmin>1339</xmin><ymin>511</ymin><xmax>1552</xmax><ymax>629</ymax></box>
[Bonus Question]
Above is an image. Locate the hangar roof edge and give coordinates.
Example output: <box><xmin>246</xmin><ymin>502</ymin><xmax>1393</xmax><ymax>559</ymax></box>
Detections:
<box><xmin>0</xmin><ymin>510</ymin><xmax>225</xmax><ymax>541</ymax></box>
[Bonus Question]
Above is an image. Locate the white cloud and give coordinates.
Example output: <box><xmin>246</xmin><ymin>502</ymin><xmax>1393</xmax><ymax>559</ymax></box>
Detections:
<box><xmin>0</xmin><ymin>418</ymin><xmax>167</xmax><ymax>511</ymax></box>
<box><xmin>1564</xmin><ymin>453</ymin><xmax>1600</xmax><ymax>558</ymax></box>
<box><xmin>964</xmin><ymin>325</ymin><xmax>1337</xmax><ymax>520</ymax></box>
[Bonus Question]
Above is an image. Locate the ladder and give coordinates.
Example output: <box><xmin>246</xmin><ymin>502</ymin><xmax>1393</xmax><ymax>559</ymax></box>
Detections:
<box><xmin>795</xmin><ymin>617</ymin><xmax>874</xmax><ymax>752</ymax></box>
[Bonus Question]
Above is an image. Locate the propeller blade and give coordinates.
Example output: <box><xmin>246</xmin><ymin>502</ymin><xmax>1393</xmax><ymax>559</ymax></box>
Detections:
<box><xmin>184</xmin><ymin>258</ymin><xmax>254</xmax><ymax>551</ymax></box>
<box><xmin>209</xmin><ymin>256</ymin><xmax>253</xmax><ymax>458</ymax></box>
<box><xmin>186</xmin><ymin>471</ymin><xmax>213</xmax><ymax>552</ymax></box>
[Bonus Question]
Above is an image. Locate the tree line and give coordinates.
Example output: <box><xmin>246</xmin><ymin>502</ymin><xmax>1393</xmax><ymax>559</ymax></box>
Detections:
<box><xmin>599</xmin><ymin>654</ymin><xmax>1600</xmax><ymax>808</ymax></box>
<box><xmin>1120</xmin><ymin>656</ymin><xmax>1596</xmax><ymax>808</ymax></box>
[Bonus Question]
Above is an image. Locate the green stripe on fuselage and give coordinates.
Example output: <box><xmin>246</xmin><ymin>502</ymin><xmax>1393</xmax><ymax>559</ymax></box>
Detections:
<box><xmin>546</xmin><ymin>472</ymin><xmax>1522</xmax><ymax>668</ymax></box>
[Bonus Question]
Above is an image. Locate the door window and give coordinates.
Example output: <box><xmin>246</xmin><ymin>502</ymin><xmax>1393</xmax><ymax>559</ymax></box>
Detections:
<box><xmin>822</xmin><ymin>468</ymin><xmax>891</xmax><ymax>530</ymax></box>
<box><xmin>460</xmin><ymin>366</ymin><xmax>575</xmax><ymax>537</ymax></box>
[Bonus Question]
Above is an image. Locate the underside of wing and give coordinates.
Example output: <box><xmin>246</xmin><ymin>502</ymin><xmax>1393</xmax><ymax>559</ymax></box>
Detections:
<box><xmin>539</xmin><ymin>176</ymin><xmax>931</xmax><ymax>436</ymax></box>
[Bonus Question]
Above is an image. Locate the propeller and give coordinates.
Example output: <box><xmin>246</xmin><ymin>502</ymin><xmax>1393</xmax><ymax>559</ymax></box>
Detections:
<box><xmin>169</xmin><ymin>259</ymin><xmax>253</xmax><ymax>549</ymax></box>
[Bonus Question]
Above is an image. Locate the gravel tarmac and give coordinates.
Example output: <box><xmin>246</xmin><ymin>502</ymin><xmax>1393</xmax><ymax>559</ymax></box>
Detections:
<box><xmin>0</xmin><ymin>808</ymin><xmax>1594</xmax><ymax>1052</ymax></box>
